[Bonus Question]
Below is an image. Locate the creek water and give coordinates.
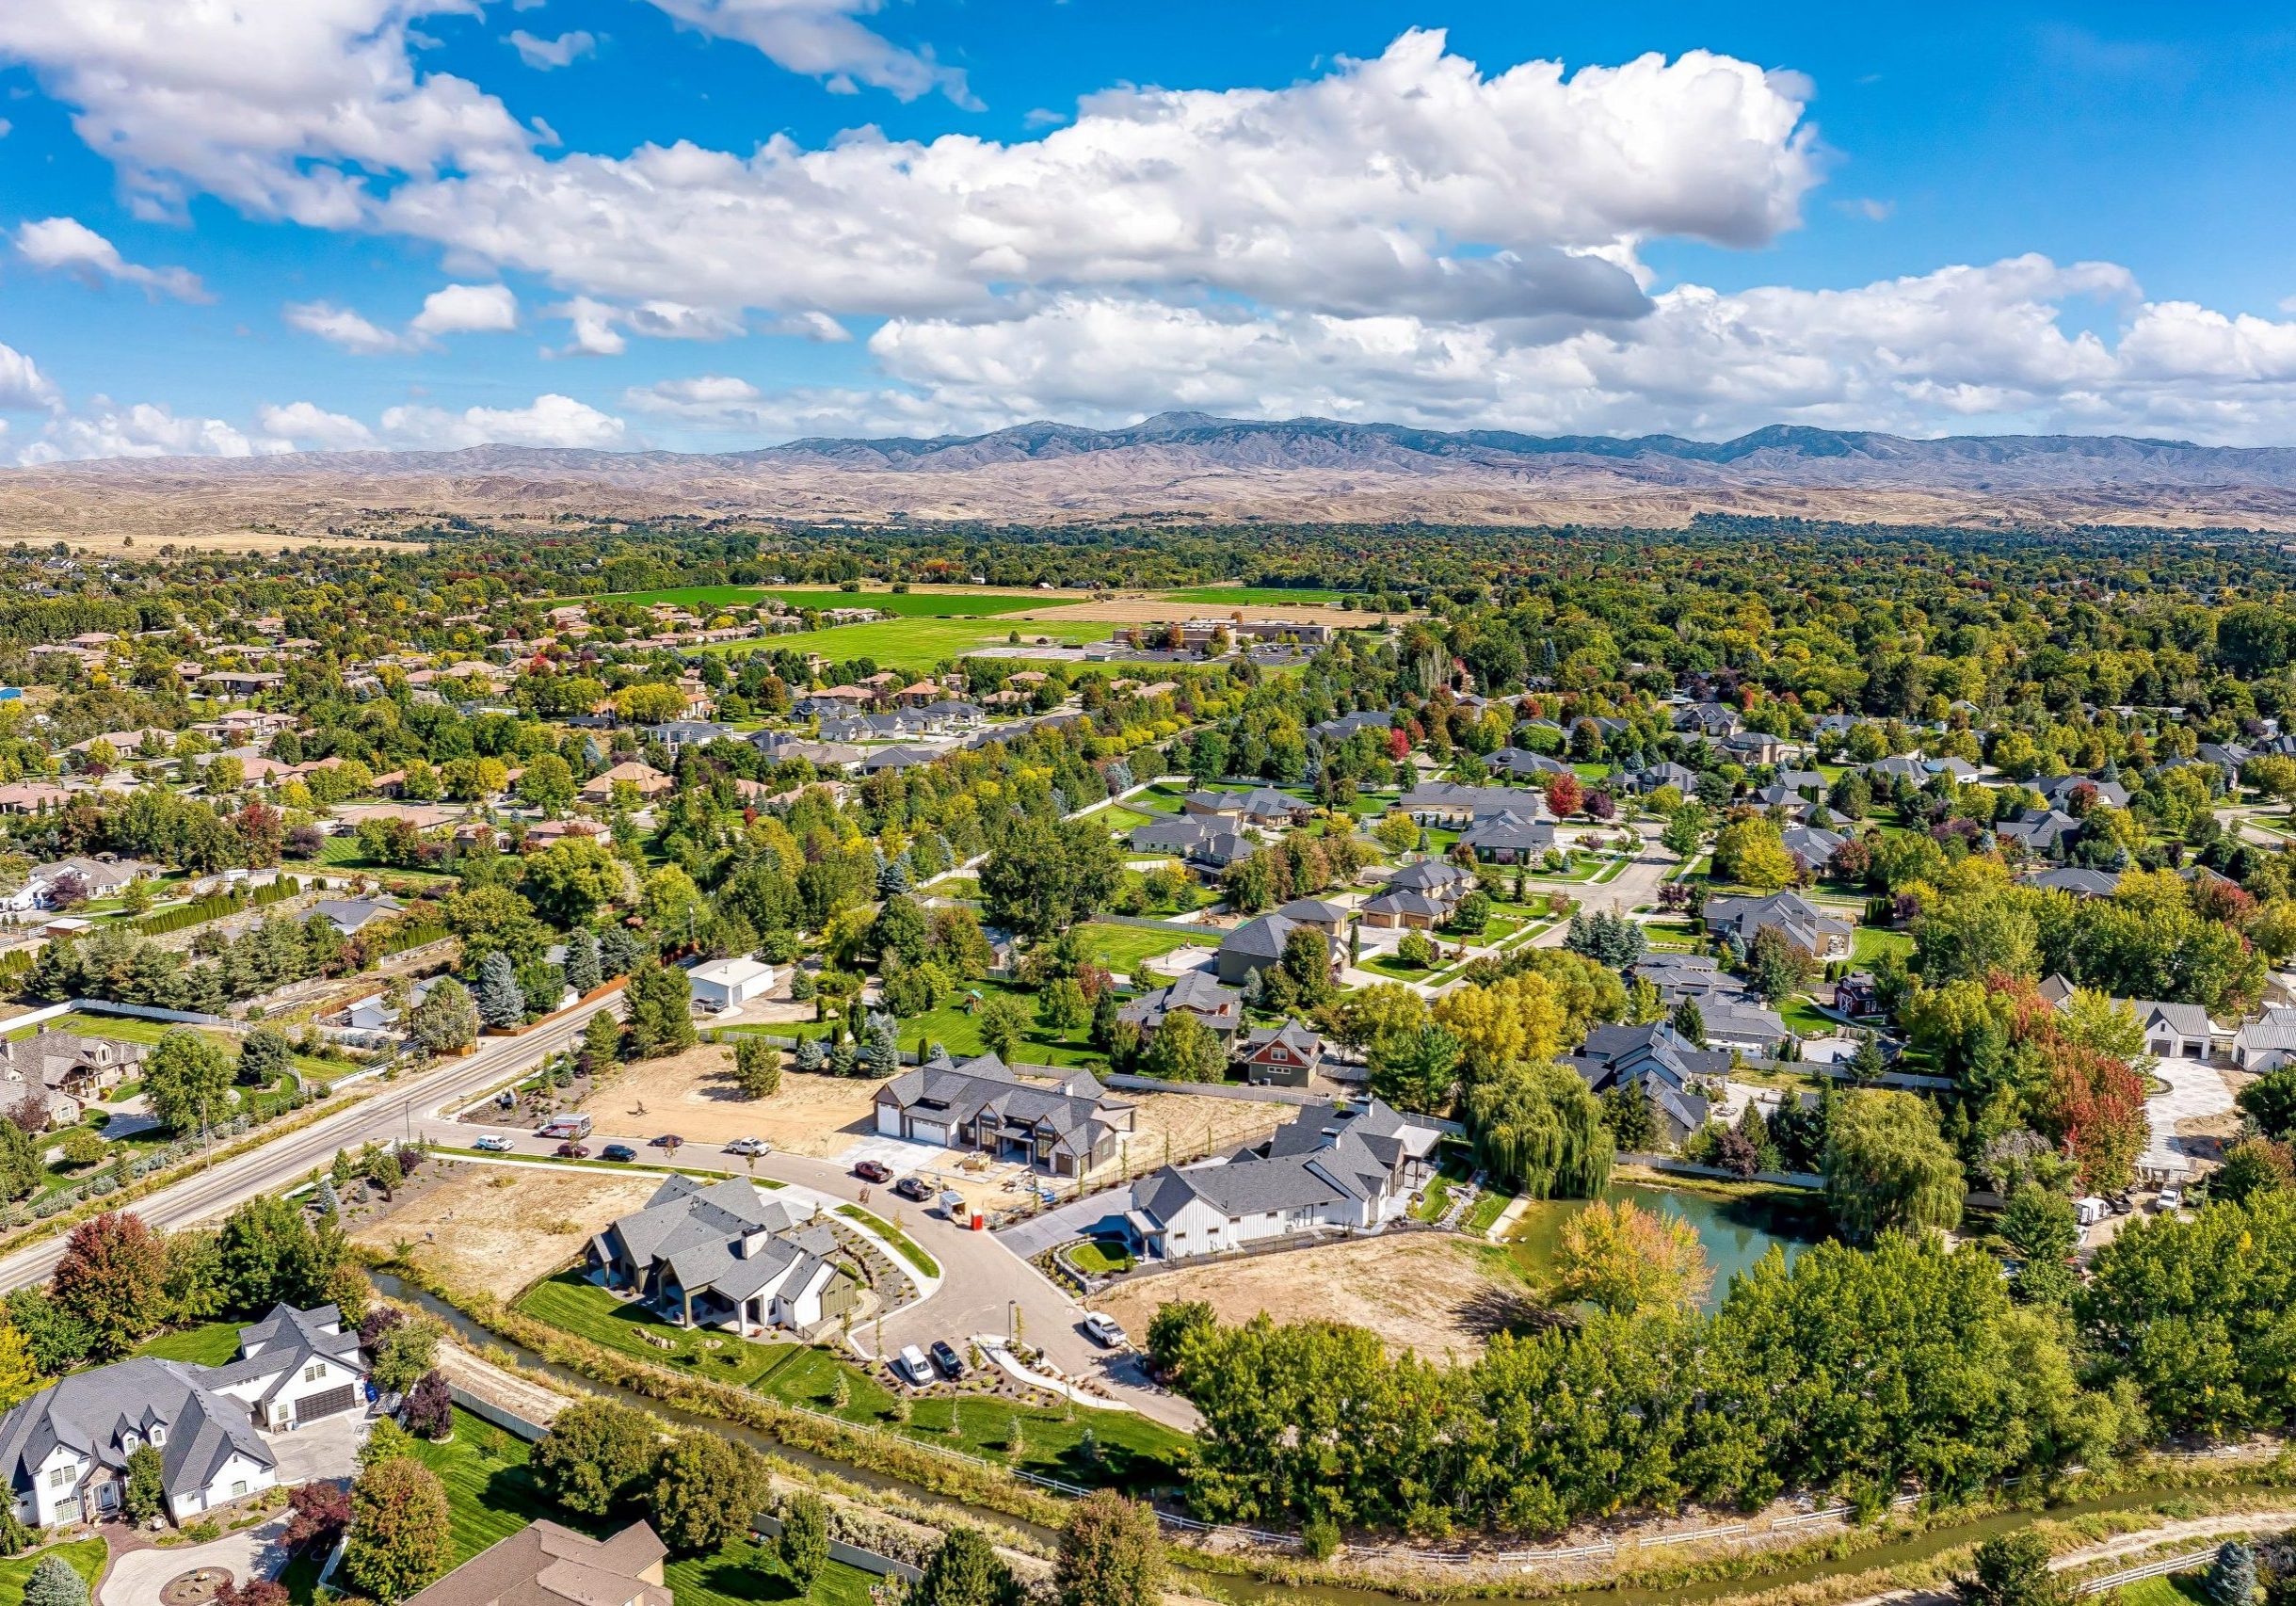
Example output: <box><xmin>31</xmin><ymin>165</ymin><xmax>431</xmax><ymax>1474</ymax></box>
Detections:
<box><xmin>1497</xmin><ymin>1180</ymin><xmax>1830</xmax><ymax>1310</ymax></box>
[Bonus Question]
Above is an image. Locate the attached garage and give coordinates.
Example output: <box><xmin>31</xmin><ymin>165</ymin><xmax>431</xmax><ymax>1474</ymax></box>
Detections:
<box><xmin>294</xmin><ymin>1384</ymin><xmax>359</xmax><ymax>1424</ymax></box>
<box><xmin>909</xmin><ymin>1119</ymin><xmax>948</xmax><ymax>1146</ymax></box>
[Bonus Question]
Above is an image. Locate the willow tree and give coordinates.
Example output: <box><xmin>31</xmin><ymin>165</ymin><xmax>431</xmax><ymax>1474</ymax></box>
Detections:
<box><xmin>1822</xmin><ymin>1089</ymin><xmax>1965</xmax><ymax>1243</ymax></box>
<box><xmin>1460</xmin><ymin>1060</ymin><xmax>1614</xmax><ymax>1198</ymax></box>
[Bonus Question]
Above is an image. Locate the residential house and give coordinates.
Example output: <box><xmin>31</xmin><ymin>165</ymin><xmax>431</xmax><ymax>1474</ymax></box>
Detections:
<box><xmin>1236</xmin><ymin>1020</ymin><xmax>1325</xmax><ymax>1086</ymax></box>
<box><xmin>1310</xmin><ymin>710</ymin><xmax>1395</xmax><ymax>744</ymax></box>
<box><xmin>1702</xmin><ymin>891</ymin><xmax>1854</xmax><ymax>959</ymax></box>
<box><xmin>2032</xmin><ymin>774</ymin><xmax>2132</xmax><ymax>811</ymax></box>
<box><xmin>1565</xmin><ymin>1022</ymin><xmax>1726</xmax><ymax>1146</ymax></box>
<box><xmin>1128</xmin><ymin>815</ymin><xmax>1252</xmax><ymax>869</ymax></box>
<box><xmin>1485</xmin><ymin>747</ymin><xmax>1569</xmax><ymax>779</ymax></box>
<box><xmin>580</xmin><ymin>762</ymin><xmax>674</xmax><ymax>804</ymax></box>
<box><xmin>1459</xmin><ymin>808</ymin><xmax>1556</xmax><ymax>864</ymax></box>
<box><xmin>2019</xmin><ymin>865</ymin><xmax>2123</xmax><ymax>898</ymax></box>
<box><xmin>0</xmin><ymin>782</ymin><xmax>72</xmax><ymax>815</ymax></box>
<box><xmin>2038</xmin><ymin>977</ymin><xmax>2215</xmax><ymax>1062</ymax></box>
<box><xmin>313</xmin><ymin>896</ymin><xmax>404</xmax><ymax>937</ymax></box>
<box><xmin>0</xmin><ymin>1303</ymin><xmax>363</xmax><ymax>1527</ymax></box>
<box><xmin>2232</xmin><ymin>1007</ymin><xmax>2296</xmax><ymax>1073</ymax></box>
<box><xmin>640</xmin><ymin>720</ymin><xmax>736</xmax><ymax>754</ymax></box>
<box><xmin>585</xmin><ymin>1176</ymin><xmax>854</xmax><ymax>1337</ymax></box>
<box><xmin>874</xmin><ymin>1051</ymin><xmax>1134</xmax><ymax>1177</ymax></box>
<box><xmin>402</xmin><ymin>1520</ymin><xmax>670</xmax><ymax>1606</ymax></box>
<box><xmin>1118</xmin><ymin>971</ymin><xmax>1244</xmax><ymax>1042</ymax></box>
<box><xmin>1358</xmin><ymin>859</ymin><xmax>1476</xmax><ymax>929</ymax></box>
<box><xmin>1718</xmin><ymin>730</ymin><xmax>1789</xmax><ymax>765</ymax></box>
<box><xmin>1213</xmin><ymin>910</ymin><xmax>1341</xmax><ymax>988</ymax></box>
<box><xmin>0</xmin><ymin>1027</ymin><xmax>149</xmax><ymax>1123</ymax></box>
<box><xmin>1675</xmin><ymin>702</ymin><xmax>1742</xmax><ymax>738</ymax></box>
<box><xmin>1779</xmin><ymin>823</ymin><xmax>1849</xmax><ymax>875</ymax></box>
<box><xmin>1996</xmin><ymin>808</ymin><xmax>2083</xmax><ymax>856</ymax></box>
<box><xmin>1127</xmin><ymin>1098</ymin><xmax>1440</xmax><ymax>1261</ymax></box>
<box><xmin>1398</xmin><ymin>781</ymin><xmax>1534</xmax><ymax>827</ymax></box>
<box><xmin>1628</xmin><ymin>762</ymin><xmax>1701</xmax><ymax>796</ymax></box>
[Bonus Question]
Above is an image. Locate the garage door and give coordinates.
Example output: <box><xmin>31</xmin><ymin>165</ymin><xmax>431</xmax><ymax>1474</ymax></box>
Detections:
<box><xmin>911</xmin><ymin>1120</ymin><xmax>947</xmax><ymax>1145</ymax></box>
<box><xmin>295</xmin><ymin>1385</ymin><xmax>358</xmax><ymax>1424</ymax></box>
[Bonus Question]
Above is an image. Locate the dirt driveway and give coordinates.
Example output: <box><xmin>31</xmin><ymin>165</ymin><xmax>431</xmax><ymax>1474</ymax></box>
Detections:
<box><xmin>349</xmin><ymin>1163</ymin><xmax>663</xmax><ymax>1298</ymax></box>
<box><xmin>1098</xmin><ymin>1233</ymin><xmax>1530</xmax><ymax>1361</ymax></box>
<box><xmin>585</xmin><ymin>1051</ymin><xmax>881</xmax><ymax>1156</ymax></box>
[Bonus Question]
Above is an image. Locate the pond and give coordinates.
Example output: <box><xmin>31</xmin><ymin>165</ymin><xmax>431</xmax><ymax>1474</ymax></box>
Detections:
<box><xmin>1496</xmin><ymin>1180</ymin><xmax>1831</xmax><ymax>1310</ymax></box>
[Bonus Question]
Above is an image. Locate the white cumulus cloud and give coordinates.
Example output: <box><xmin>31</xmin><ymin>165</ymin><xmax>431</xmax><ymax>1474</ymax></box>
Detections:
<box><xmin>0</xmin><ymin>341</ymin><xmax>62</xmax><ymax>411</ymax></box>
<box><xmin>283</xmin><ymin>300</ymin><xmax>415</xmax><ymax>355</ymax></box>
<box><xmin>409</xmin><ymin>281</ymin><xmax>519</xmax><ymax>336</ymax></box>
<box><xmin>257</xmin><ymin>401</ymin><xmax>377</xmax><ymax>449</ymax></box>
<box><xmin>15</xmin><ymin>217</ymin><xmax>207</xmax><ymax>300</ymax></box>
<box><xmin>378</xmin><ymin>393</ymin><xmax>626</xmax><ymax>449</ymax></box>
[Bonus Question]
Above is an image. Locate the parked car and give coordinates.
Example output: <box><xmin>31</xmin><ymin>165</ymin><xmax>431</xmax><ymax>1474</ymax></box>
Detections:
<box><xmin>928</xmin><ymin>1341</ymin><xmax>967</xmax><ymax>1379</ymax></box>
<box><xmin>600</xmin><ymin>1143</ymin><xmax>637</xmax><ymax>1163</ymax></box>
<box><xmin>472</xmin><ymin>1134</ymin><xmax>513</xmax><ymax>1152</ymax></box>
<box><xmin>555</xmin><ymin>1142</ymin><xmax>590</xmax><ymax>1159</ymax></box>
<box><xmin>893</xmin><ymin>1175</ymin><xmax>931</xmax><ymax>1202</ymax></box>
<box><xmin>725</xmin><ymin>1136</ymin><xmax>772</xmax><ymax>1157</ymax></box>
<box><xmin>854</xmin><ymin>1160</ymin><xmax>894</xmax><ymax>1183</ymax></box>
<box><xmin>649</xmin><ymin>1134</ymin><xmax>684</xmax><ymax>1150</ymax></box>
<box><xmin>2157</xmin><ymin>1186</ymin><xmax>2184</xmax><ymax>1211</ymax></box>
<box><xmin>894</xmin><ymin>1344</ymin><xmax>935</xmax><ymax>1387</ymax></box>
<box><xmin>1082</xmin><ymin>1312</ymin><xmax>1128</xmax><ymax>1349</ymax></box>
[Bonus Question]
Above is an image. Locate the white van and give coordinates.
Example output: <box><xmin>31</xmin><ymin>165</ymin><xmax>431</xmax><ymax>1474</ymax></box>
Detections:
<box><xmin>895</xmin><ymin>1345</ymin><xmax>935</xmax><ymax>1387</ymax></box>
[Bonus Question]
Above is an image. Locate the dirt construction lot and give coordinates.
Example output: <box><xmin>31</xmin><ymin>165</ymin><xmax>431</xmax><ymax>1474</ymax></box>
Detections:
<box><xmin>1024</xmin><ymin>593</ymin><xmax>1389</xmax><ymax>629</ymax></box>
<box><xmin>584</xmin><ymin>1050</ymin><xmax>880</xmax><ymax>1156</ymax></box>
<box><xmin>1100</xmin><ymin>1092</ymin><xmax>1293</xmax><ymax>1180</ymax></box>
<box><xmin>1098</xmin><ymin>1234</ymin><xmax>1527</xmax><ymax>1361</ymax></box>
<box><xmin>351</xmin><ymin>1163</ymin><xmax>663</xmax><ymax>1299</ymax></box>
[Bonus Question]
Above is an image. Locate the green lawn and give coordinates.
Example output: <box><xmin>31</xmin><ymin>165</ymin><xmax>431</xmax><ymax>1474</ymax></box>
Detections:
<box><xmin>1067</xmin><ymin>1240</ymin><xmax>1134</xmax><ymax>1276</ymax></box>
<box><xmin>1409</xmin><ymin>1174</ymin><xmax>1454</xmax><ymax>1222</ymax></box>
<box><xmin>1092</xmin><ymin>805</ymin><xmax>1157</xmax><ymax>834</ymax></box>
<box><xmin>512</xmin><ymin>1280</ymin><xmax>1186</xmax><ymax>1488</ymax></box>
<box><xmin>1778</xmin><ymin>997</ymin><xmax>1835</xmax><ymax>1041</ymax></box>
<box><xmin>517</xmin><ymin>1275</ymin><xmax>795</xmax><ymax>1386</ymax></box>
<box><xmin>2112</xmin><ymin>1575</ymin><xmax>2207</xmax><ymax>1606</ymax></box>
<box><xmin>14</xmin><ymin>1011</ymin><xmax>344</xmax><ymax>1082</ymax></box>
<box><xmin>411</xmin><ymin>1406</ymin><xmax>877</xmax><ymax>1606</ymax></box>
<box><xmin>928</xmin><ymin>876</ymin><xmax>981</xmax><ymax>901</ymax></box>
<box><xmin>136</xmin><ymin>1321</ymin><xmax>245</xmax><ymax>1365</ymax></box>
<box><xmin>1463</xmin><ymin>1186</ymin><xmax>1515</xmax><ymax>1234</ymax></box>
<box><xmin>1852</xmin><ymin>925</ymin><xmax>1915</xmax><ymax>965</ymax></box>
<box><xmin>0</xmin><ymin>1540</ymin><xmax>105</xmax><ymax>1604</ymax></box>
<box><xmin>781</xmin><ymin>979</ymin><xmax>1103</xmax><ymax>1068</ymax></box>
<box><xmin>701</xmin><ymin>616</ymin><xmax>1119</xmax><ymax>673</ymax></box>
<box><xmin>1068</xmin><ymin>923</ymin><xmax>1216</xmax><ymax>972</ymax></box>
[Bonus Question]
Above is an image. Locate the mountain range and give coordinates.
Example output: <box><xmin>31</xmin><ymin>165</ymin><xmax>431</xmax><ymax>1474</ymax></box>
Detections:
<box><xmin>15</xmin><ymin>413</ymin><xmax>2296</xmax><ymax>539</ymax></box>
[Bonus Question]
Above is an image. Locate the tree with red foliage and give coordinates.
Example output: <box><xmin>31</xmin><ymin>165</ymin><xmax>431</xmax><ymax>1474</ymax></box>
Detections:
<box><xmin>404</xmin><ymin>1370</ymin><xmax>452</xmax><ymax>1439</ymax></box>
<box><xmin>1545</xmin><ymin>771</ymin><xmax>1584</xmax><ymax>818</ymax></box>
<box><xmin>217</xmin><ymin>1581</ymin><xmax>287</xmax><ymax>1606</ymax></box>
<box><xmin>1385</xmin><ymin>726</ymin><xmax>1412</xmax><ymax>762</ymax></box>
<box><xmin>51</xmin><ymin>1211</ymin><xmax>167</xmax><ymax>1358</ymax></box>
<box><xmin>1993</xmin><ymin>975</ymin><xmax>2151</xmax><ymax>1193</ymax></box>
<box><xmin>286</xmin><ymin>1480</ymin><xmax>353</xmax><ymax>1550</ymax></box>
<box><xmin>234</xmin><ymin>800</ymin><xmax>285</xmax><ymax>868</ymax></box>
<box><xmin>1582</xmin><ymin>789</ymin><xmax>1616</xmax><ymax>822</ymax></box>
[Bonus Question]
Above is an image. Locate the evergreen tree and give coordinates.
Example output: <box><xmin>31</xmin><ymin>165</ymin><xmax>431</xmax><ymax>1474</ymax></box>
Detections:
<box><xmin>623</xmin><ymin>960</ymin><xmax>697</xmax><ymax>1058</ymax></box>
<box><xmin>778</xmin><ymin>1495</ymin><xmax>829</xmax><ymax>1591</ymax></box>
<box><xmin>563</xmin><ymin>928</ymin><xmax>602</xmax><ymax>995</ymax></box>
<box><xmin>475</xmin><ymin>951</ymin><xmax>525</xmax><ymax>1029</ymax></box>
<box><xmin>598</xmin><ymin>924</ymin><xmax>642</xmax><ymax>978</ymax></box>
<box><xmin>859</xmin><ymin>1016</ymin><xmax>900</xmax><ymax>1077</ymax></box>
<box><xmin>2208</xmin><ymin>1542</ymin><xmax>2260</xmax><ymax>1606</ymax></box>
<box><xmin>914</xmin><ymin>1526</ymin><xmax>1020</xmax><ymax>1606</ymax></box>
<box><xmin>793</xmin><ymin>1036</ymin><xmax>827</xmax><ymax>1074</ymax></box>
<box><xmin>581</xmin><ymin>1008</ymin><xmax>623</xmax><ymax>1070</ymax></box>
<box><xmin>23</xmin><ymin>1555</ymin><xmax>88</xmax><ymax>1606</ymax></box>
<box><xmin>1671</xmin><ymin>997</ymin><xmax>1707</xmax><ymax>1047</ymax></box>
<box><xmin>733</xmin><ymin>1036</ymin><xmax>782</xmax><ymax>1099</ymax></box>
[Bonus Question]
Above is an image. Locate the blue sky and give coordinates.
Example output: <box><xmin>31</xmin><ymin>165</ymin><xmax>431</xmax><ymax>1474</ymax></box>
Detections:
<box><xmin>5</xmin><ymin>2</ymin><xmax>2296</xmax><ymax>460</ymax></box>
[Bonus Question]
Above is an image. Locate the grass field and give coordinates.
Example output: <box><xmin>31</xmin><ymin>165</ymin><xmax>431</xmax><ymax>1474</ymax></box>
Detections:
<box><xmin>514</xmin><ymin>1277</ymin><xmax>1185</xmax><ymax>1487</ymax></box>
<box><xmin>12</xmin><ymin>1011</ymin><xmax>343</xmax><ymax>1085</ymax></box>
<box><xmin>517</xmin><ymin>1275</ymin><xmax>793</xmax><ymax>1385</ymax></box>
<box><xmin>701</xmin><ymin>616</ymin><xmax>1120</xmax><ymax>673</ymax></box>
<box><xmin>1068</xmin><ymin>922</ymin><xmax>1216</xmax><ymax>972</ymax></box>
<box><xmin>411</xmin><ymin>1405</ymin><xmax>877</xmax><ymax>1606</ymax></box>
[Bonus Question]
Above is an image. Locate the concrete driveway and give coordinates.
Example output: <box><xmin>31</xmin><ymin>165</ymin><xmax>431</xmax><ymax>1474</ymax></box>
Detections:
<box><xmin>995</xmin><ymin>1192</ymin><xmax>1140</xmax><ymax>1261</ymax></box>
<box><xmin>2144</xmin><ymin>1053</ymin><xmax>2238</xmax><ymax>1177</ymax></box>
<box><xmin>261</xmin><ymin>1408</ymin><xmax>371</xmax><ymax>1485</ymax></box>
<box><xmin>102</xmin><ymin>1516</ymin><xmax>290</xmax><ymax>1606</ymax></box>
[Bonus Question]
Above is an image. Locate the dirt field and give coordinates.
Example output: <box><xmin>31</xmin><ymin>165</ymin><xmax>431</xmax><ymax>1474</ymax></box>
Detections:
<box><xmin>12</xmin><ymin>528</ymin><xmax>425</xmax><ymax>556</ymax></box>
<box><xmin>351</xmin><ymin>1164</ymin><xmax>664</xmax><ymax>1299</ymax></box>
<box><xmin>585</xmin><ymin>1050</ymin><xmax>881</xmax><ymax>1156</ymax></box>
<box><xmin>1102</xmin><ymin>1091</ymin><xmax>1293</xmax><ymax>1179</ymax></box>
<box><xmin>1099</xmin><ymin>1234</ymin><xmax>1526</xmax><ymax>1360</ymax></box>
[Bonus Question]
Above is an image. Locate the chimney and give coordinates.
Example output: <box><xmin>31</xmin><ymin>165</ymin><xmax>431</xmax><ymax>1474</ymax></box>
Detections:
<box><xmin>738</xmin><ymin>1229</ymin><xmax>772</xmax><ymax>1260</ymax></box>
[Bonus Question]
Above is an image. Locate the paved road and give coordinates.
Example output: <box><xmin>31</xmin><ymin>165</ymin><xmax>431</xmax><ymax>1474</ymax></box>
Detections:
<box><xmin>0</xmin><ymin>990</ymin><xmax>627</xmax><ymax>1294</ymax></box>
<box><xmin>1530</xmin><ymin>824</ymin><xmax>1676</xmax><ymax>949</ymax></box>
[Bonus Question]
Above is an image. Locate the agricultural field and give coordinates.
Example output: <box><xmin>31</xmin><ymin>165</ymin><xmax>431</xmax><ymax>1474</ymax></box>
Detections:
<box><xmin>703</xmin><ymin>615</ymin><xmax>1120</xmax><ymax>673</ymax></box>
<box><xmin>578</xmin><ymin>584</ymin><xmax>1053</xmax><ymax>617</ymax></box>
<box><xmin>1161</xmin><ymin>585</ymin><xmax>1351</xmax><ymax>605</ymax></box>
